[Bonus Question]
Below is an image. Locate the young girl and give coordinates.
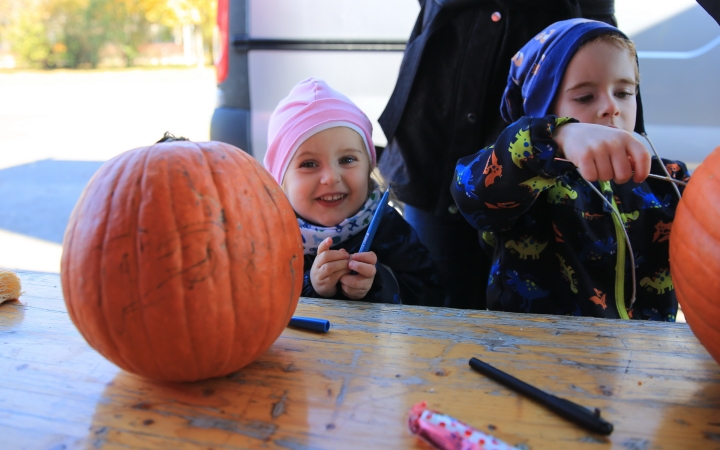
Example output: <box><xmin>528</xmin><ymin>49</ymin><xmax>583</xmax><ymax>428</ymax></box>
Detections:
<box><xmin>451</xmin><ymin>19</ymin><xmax>690</xmax><ymax>321</ymax></box>
<box><xmin>264</xmin><ymin>78</ymin><xmax>444</xmax><ymax>306</ymax></box>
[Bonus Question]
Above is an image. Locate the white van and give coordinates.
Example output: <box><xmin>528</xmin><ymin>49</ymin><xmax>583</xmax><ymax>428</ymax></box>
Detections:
<box><xmin>210</xmin><ymin>0</ymin><xmax>720</xmax><ymax>167</ymax></box>
<box><xmin>210</xmin><ymin>0</ymin><xmax>418</xmax><ymax>162</ymax></box>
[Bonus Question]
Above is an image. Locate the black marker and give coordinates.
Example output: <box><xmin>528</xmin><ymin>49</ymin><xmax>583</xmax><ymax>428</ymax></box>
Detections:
<box><xmin>469</xmin><ymin>357</ymin><xmax>613</xmax><ymax>435</ymax></box>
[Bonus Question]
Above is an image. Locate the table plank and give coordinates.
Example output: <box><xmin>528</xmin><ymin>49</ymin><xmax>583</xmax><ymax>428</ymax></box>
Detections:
<box><xmin>1</xmin><ymin>270</ymin><xmax>719</xmax><ymax>449</ymax></box>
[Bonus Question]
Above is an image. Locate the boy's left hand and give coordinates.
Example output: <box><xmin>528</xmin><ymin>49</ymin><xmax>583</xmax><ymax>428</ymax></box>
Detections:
<box><xmin>339</xmin><ymin>251</ymin><xmax>377</xmax><ymax>300</ymax></box>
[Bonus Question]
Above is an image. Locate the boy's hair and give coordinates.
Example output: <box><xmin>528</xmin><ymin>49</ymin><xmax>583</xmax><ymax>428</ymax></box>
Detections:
<box><xmin>582</xmin><ymin>32</ymin><xmax>640</xmax><ymax>85</ymax></box>
<box><xmin>500</xmin><ymin>19</ymin><xmax>646</xmax><ymax>134</ymax></box>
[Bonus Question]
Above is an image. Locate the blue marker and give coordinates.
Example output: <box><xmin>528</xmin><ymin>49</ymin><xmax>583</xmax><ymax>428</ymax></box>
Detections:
<box><xmin>358</xmin><ymin>189</ymin><xmax>391</xmax><ymax>253</ymax></box>
<box><xmin>289</xmin><ymin>316</ymin><xmax>331</xmax><ymax>333</ymax></box>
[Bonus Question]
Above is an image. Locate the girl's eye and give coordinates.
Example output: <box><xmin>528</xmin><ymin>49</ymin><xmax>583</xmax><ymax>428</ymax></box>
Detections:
<box><xmin>339</xmin><ymin>156</ymin><xmax>357</xmax><ymax>164</ymax></box>
<box><xmin>616</xmin><ymin>91</ymin><xmax>635</xmax><ymax>99</ymax></box>
<box><xmin>299</xmin><ymin>160</ymin><xmax>318</xmax><ymax>168</ymax></box>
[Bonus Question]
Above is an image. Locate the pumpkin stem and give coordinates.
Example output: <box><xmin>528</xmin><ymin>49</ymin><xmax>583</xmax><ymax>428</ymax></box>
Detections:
<box><xmin>157</xmin><ymin>132</ymin><xmax>189</xmax><ymax>143</ymax></box>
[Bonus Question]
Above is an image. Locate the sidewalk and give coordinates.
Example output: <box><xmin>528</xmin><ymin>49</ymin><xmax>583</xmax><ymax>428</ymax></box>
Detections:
<box><xmin>0</xmin><ymin>67</ymin><xmax>216</xmax><ymax>273</ymax></box>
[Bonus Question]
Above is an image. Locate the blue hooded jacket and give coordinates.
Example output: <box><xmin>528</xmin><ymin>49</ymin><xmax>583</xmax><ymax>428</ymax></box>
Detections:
<box><xmin>451</xmin><ymin>19</ymin><xmax>689</xmax><ymax>321</ymax></box>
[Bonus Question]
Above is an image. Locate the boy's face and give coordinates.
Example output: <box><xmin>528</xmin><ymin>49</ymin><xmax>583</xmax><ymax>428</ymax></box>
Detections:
<box><xmin>282</xmin><ymin>126</ymin><xmax>371</xmax><ymax>227</ymax></box>
<box><xmin>553</xmin><ymin>40</ymin><xmax>638</xmax><ymax>133</ymax></box>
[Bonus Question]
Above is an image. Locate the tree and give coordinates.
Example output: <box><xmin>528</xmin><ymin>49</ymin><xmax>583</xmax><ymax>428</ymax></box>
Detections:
<box><xmin>2</xmin><ymin>0</ymin><xmax>215</xmax><ymax>69</ymax></box>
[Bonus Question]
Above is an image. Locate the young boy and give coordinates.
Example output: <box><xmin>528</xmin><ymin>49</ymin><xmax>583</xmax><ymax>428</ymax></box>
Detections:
<box><xmin>265</xmin><ymin>78</ymin><xmax>445</xmax><ymax>306</ymax></box>
<box><xmin>451</xmin><ymin>19</ymin><xmax>689</xmax><ymax>321</ymax></box>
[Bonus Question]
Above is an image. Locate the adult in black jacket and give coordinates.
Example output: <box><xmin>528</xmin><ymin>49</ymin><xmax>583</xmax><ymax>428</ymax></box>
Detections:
<box><xmin>378</xmin><ymin>0</ymin><xmax>616</xmax><ymax>309</ymax></box>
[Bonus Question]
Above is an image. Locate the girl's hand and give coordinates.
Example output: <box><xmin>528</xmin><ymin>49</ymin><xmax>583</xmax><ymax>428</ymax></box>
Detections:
<box><xmin>310</xmin><ymin>237</ymin><xmax>350</xmax><ymax>297</ymax></box>
<box><xmin>554</xmin><ymin>123</ymin><xmax>651</xmax><ymax>184</ymax></box>
<box><xmin>339</xmin><ymin>251</ymin><xmax>377</xmax><ymax>300</ymax></box>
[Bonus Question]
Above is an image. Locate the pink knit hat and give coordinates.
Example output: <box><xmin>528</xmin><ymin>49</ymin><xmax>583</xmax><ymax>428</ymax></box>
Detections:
<box><xmin>264</xmin><ymin>77</ymin><xmax>376</xmax><ymax>184</ymax></box>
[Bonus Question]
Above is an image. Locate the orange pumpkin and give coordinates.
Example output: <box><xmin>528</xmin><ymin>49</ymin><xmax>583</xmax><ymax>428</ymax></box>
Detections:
<box><xmin>61</xmin><ymin>138</ymin><xmax>303</xmax><ymax>382</ymax></box>
<box><xmin>670</xmin><ymin>146</ymin><xmax>720</xmax><ymax>365</ymax></box>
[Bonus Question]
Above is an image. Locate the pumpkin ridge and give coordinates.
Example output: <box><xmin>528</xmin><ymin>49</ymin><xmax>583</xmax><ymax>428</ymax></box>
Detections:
<box><xmin>674</xmin><ymin>192</ymin><xmax>720</xmax><ymax>294</ymax></box>
<box><xmin>126</xmin><ymin>144</ymin><xmax>189</xmax><ymax>380</ymax></box>
<box><xmin>247</xmin><ymin>158</ymin><xmax>287</xmax><ymax>354</ymax></box>
<box><xmin>235</xmin><ymin>152</ymin><xmax>273</xmax><ymax>361</ymax></box>
<box><xmin>680</xmin><ymin>170</ymin><xmax>720</xmax><ymax>242</ymax></box>
<box><xmin>124</xmin><ymin>147</ymin><xmax>165</xmax><ymax>377</ymax></box>
<box><xmin>165</xmin><ymin>142</ymin><xmax>205</xmax><ymax>381</ymax></box>
<box><xmin>94</xmin><ymin>152</ymin><xmax>142</xmax><ymax>374</ymax></box>
<box><xmin>246</xmin><ymin>158</ymin><xmax>300</xmax><ymax>352</ymax></box>
<box><xmin>225</xmin><ymin>148</ymin><xmax>279</xmax><ymax>361</ymax></box>
<box><xmin>680</xmin><ymin>300</ymin><xmax>719</xmax><ymax>360</ymax></box>
<box><xmin>672</xmin><ymin>218</ymin><xmax>720</xmax><ymax>326</ymax></box>
<box><xmin>198</xmin><ymin>142</ymin><xmax>237</xmax><ymax>375</ymax></box>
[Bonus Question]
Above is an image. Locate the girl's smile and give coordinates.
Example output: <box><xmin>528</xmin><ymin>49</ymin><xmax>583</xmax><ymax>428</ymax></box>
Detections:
<box><xmin>316</xmin><ymin>192</ymin><xmax>348</xmax><ymax>206</ymax></box>
<box><xmin>282</xmin><ymin>126</ymin><xmax>371</xmax><ymax>227</ymax></box>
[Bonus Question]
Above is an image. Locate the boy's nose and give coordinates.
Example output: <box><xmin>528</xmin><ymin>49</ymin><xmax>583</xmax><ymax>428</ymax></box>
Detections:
<box><xmin>599</xmin><ymin>95</ymin><xmax>621</xmax><ymax>118</ymax></box>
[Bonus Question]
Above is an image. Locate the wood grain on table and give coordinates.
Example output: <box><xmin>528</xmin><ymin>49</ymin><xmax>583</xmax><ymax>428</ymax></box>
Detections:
<box><xmin>1</xmin><ymin>270</ymin><xmax>719</xmax><ymax>449</ymax></box>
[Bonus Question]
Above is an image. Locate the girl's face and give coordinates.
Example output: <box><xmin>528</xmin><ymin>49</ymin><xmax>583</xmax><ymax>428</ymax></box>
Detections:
<box><xmin>282</xmin><ymin>126</ymin><xmax>371</xmax><ymax>227</ymax></box>
<box><xmin>554</xmin><ymin>40</ymin><xmax>638</xmax><ymax>133</ymax></box>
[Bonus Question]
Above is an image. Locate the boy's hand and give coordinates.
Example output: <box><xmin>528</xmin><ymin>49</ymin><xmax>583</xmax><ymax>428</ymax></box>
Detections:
<box><xmin>555</xmin><ymin>123</ymin><xmax>651</xmax><ymax>184</ymax></box>
<box><xmin>310</xmin><ymin>237</ymin><xmax>350</xmax><ymax>297</ymax></box>
<box><xmin>339</xmin><ymin>251</ymin><xmax>377</xmax><ymax>300</ymax></box>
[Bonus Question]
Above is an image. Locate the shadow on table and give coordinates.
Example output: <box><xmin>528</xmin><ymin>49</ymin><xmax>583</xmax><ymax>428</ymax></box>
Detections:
<box><xmin>87</xmin><ymin>347</ymin><xmax>315</xmax><ymax>448</ymax></box>
<box><xmin>0</xmin><ymin>159</ymin><xmax>105</xmax><ymax>244</ymax></box>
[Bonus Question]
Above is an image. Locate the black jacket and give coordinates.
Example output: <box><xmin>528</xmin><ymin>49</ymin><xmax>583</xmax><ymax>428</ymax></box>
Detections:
<box><xmin>301</xmin><ymin>208</ymin><xmax>445</xmax><ymax>306</ymax></box>
<box><xmin>378</xmin><ymin>0</ymin><xmax>615</xmax><ymax>217</ymax></box>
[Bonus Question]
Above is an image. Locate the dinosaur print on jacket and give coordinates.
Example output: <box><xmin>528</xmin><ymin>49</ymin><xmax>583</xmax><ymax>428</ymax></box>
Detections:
<box><xmin>483</xmin><ymin>149</ymin><xmax>503</xmax><ymax>187</ymax></box>
<box><xmin>579</xmin><ymin>236</ymin><xmax>616</xmax><ymax>261</ymax></box>
<box><xmin>632</xmin><ymin>187</ymin><xmax>672</xmax><ymax>209</ymax></box>
<box><xmin>546</xmin><ymin>180</ymin><xmax>577</xmax><ymax>204</ymax></box>
<box><xmin>520</xmin><ymin>176</ymin><xmax>558</xmax><ymax>195</ymax></box>
<box><xmin>507</xmin><ymin>270</ymin><xmax>550</xmax><ymax>310</ymax></box>
<box><xmin>488</xmin><ymin>259</ymin><xmax>501</xmax><ymax>286</ymax></box>
<box><xmin>508</xmin><ymin>127</ymin><xmax>532</xmax><ymax>168</ymax></box>
<box><xmin>640</xmin><ymin>268</ymin><xmax>673</xmax><ymax>294</ymax></box>
<box><xmin>589</xmin><ymin>288</ymin><xmax>607</xmax><ymax>309</ymax></box>
<box><xmin>556</xmin><ymin>253</ymin><xmax>578</xmax><ymax>293</ymax></box>
<box><xmin>455</xmin><ymin>160</ymin><xmax>479</xmax><ymax>200</ymax></box>
<box><xmin>652</xmin><ymin>221</ymin><xmax>672</xmax><ymax>243</ymax></box>
<box><xmin>505</xmin><ymin>236</ymin><xmax>548</xmax><ymax>259</ymax></box>
<box><xmin>482</xmin><ymin>231</ymin><xmax>496</xmax><ymax>247</ymax></box>
<box><xmin>621</xmin><ymin>210</ymin><xmax>639</xmax><ymax>227</ymax></box>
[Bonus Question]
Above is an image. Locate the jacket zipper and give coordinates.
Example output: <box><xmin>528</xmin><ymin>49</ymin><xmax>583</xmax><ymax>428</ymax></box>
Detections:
<box><xmin>599</xmin><ymin>181</ymin><xmax>630</xmax><ymax>320</ymax></box>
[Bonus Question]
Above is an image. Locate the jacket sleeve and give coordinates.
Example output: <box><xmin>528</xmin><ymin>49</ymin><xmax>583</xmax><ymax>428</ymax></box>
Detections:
<box><xmin>301</xmin><ymin>266</ymin><xmax>320</xmax><ymax>298</ymax></box>
<box><xmin>450</xmin><ymin>115</ymin><xmax>577</xmax><ymax>231</ymax></box>
<box><xmin>372</xmin><ymin>209</ymin><xmax>446</xmax><ymax>307</ymax></box>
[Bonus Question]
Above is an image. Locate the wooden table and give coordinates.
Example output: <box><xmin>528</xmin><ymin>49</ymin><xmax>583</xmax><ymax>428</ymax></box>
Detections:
<box><xmin>1</xmin><ymin>270</ymin><xmax>719</xmax><ymax>449</ymax></box>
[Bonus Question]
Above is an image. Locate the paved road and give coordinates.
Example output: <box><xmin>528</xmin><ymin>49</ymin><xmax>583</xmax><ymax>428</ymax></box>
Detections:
<box><xmin>0</xmin><ymin>68</ymin><xmax>216</xmax><ymax>272</ymax></box>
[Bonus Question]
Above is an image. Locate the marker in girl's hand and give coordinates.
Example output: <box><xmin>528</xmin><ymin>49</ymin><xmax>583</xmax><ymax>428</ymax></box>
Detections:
<box><xmin>359</xmin><ymin>188</ymin><xmax>392</xmax><ymax>253</ymax></box>
<box><xmin>349</xmin><ymin>189</ymin><xmax>391</xmax><ymax>275</ymax></box>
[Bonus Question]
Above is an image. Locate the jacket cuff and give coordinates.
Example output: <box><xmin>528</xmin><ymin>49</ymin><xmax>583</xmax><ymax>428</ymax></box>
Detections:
<box><xmin>525</xmin><ymin>115</ymin><xmax>578</xmax><ymax>178</ymax></box>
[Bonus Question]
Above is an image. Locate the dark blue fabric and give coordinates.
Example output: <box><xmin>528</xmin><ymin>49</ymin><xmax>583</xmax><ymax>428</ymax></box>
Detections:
<box><xmin>404</xmin><ymin>205</ymin><xmax>487</xmax><ymax>309</ymax></box>
<box><xmin>500</xmin><ymin>19</ymin><xmax>646</xmax><ymax>133</ymax></box>
<box><xmin>451</xmin><ymin>116</ymin><xmax>689</xmax><ymax>321</ymax></box>
<box><xmin>301</xmin><ymin>207</ymin><xmax>445</xmax><ymax>306</ymax></box>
